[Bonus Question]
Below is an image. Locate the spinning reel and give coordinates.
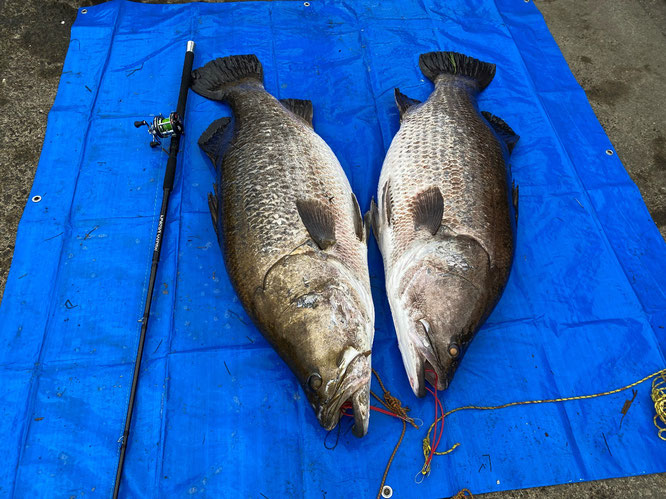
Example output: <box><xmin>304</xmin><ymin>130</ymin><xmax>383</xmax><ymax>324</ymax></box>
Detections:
<box><xmin>134</xmin><ymin>112</ymin><xmax>183</xmax><ymax>148</ymax></box>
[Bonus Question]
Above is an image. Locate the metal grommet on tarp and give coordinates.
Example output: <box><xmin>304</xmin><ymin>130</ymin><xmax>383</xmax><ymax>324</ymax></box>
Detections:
<box><xmin>381</xmin><ymin>485</ymin><xmax>393</xmax><ymax>498</ymax></box>
<box><xmin>31</xmin><ymin>195</ymin><xmax>41</xmax><ymax>203</ymax></box>
<box><xmin>81</xmin><ymin>9</ymin><xmax>88</xmax><ymax>14</ymax></box>
<box><xmin>5</xmin><ymin>1</ymin><xmax>666</xmax><ymax>497</ymax></box>
<box><xmin>606</xmin><ymin>149</ymin><xmax>614</xmax><ymax>155</ymax></box>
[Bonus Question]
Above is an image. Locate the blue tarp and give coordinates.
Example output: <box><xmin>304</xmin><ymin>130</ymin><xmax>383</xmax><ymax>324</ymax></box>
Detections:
<box><xmin>2</xmin><ymin>0</ymin><xmax>665</xmax><ymax>497</ymax></box>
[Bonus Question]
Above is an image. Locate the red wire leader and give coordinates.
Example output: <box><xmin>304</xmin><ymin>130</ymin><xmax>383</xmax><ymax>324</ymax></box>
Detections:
<box><xmin>424</xmin><ymin>369</ymin><xmax>444</xmax><ymax>470</ymax></box>
<box><xmin>338</xmin><ymin>370</ymin><xmax>445</xmax><ymax>451</ymax></box>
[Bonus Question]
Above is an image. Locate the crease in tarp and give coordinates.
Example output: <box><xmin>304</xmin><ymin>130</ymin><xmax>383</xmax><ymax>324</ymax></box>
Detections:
<box><xmin>495</xmin><ymin>7</ymin><xmax>659</xmax><ymax>347</ymax></box>
<box><xmin>8</xmin><ymin>0</ymin><xmax>124</xmax><ymax>484</ymax></box>
<box><xmin>500</xmin><ymin>6</ymin><xmax>666</xmax><ymax>340</ymax></box>
<box><xmin>1</xmin><ymin>0</ymin><xmax>665</xmax><ymax>497</ymax></box>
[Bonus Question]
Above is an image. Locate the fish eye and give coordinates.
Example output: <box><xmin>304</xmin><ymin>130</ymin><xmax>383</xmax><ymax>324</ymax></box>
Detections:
<box><xmin>448</xmin><ymin>343</ymin><xmax>460</xmax><ymax>358</ymax></box>
<box><xmin>307</xmin><ymin>372</ymin><xmax>322</xmax><ymax>390</ymax></box>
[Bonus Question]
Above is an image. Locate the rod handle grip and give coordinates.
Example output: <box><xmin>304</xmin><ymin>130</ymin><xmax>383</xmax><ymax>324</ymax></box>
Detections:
<box><xmin>164</xmin><ymin>41</ymin><xmax>195</xmax><ymax>191</ymax></box>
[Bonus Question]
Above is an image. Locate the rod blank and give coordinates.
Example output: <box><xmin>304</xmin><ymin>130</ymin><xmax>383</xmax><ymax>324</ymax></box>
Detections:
<box><xmin>112</xmin><ymin>40</ymin><xmax>195</xmax><ymax>499</ymax></box>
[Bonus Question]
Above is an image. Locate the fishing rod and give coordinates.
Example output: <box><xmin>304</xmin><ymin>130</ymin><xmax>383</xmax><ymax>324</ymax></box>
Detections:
<box><xmin>113</xmin><ymin>40</ymin><xmax>195</xmax><ymax>499</ymax></box>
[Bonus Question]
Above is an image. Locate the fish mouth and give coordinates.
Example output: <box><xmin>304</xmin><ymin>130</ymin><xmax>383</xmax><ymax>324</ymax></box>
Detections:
<box><xmin>318</xmin><ymin>353</ymin><xmax>371</xmax><ymax>437</ymax></box>
<box><xmin>399</xmin><ymin>334</ymin><xmax>449</xmax><ymax>398</ymax></box>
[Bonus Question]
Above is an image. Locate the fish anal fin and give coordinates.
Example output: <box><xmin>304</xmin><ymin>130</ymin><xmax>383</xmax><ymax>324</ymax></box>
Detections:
<box><xmin>198</xmin><ymin>117</ymin><xmax>232</xmax><ymax>168</ymax></box>
<box><xmin>350</xmin><ymin>193</ymin><xmax>364</xmax><ymax>242</ymax></box>
<box><xmin>481</xmin><ymin>111</ymin><xmax>519</xmax><ymax>154</ymax></box>
<box><xmin>296</xmin><ymin>199</ymin><xmax>336</xmax><ymax>250</ymax></box>
<box><xmin>280</xmin><ymin>99</ymin><xmax>313</xmax><ymax>128</ymax></box>
<box><xmin>413</xmin><ymin>186</ymin><xmax>444</xmax><ymax>236</ymax></box>
<box><xmin>394</xmin><ymin>88</ymin><xmax>421</xmax><ymax>120</ymax></box>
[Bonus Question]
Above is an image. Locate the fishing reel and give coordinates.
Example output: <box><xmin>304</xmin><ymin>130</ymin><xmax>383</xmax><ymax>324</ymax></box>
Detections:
<box><xmin>134</xmin><ymin>112</ymin><xmax>183</xmax><ymax>148</ymax></box>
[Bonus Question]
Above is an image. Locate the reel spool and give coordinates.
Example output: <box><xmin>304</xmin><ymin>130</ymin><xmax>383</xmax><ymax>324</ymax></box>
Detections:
<box><xmin>134</xmin><ymin>112</ymin><xmax>183</xmax><ymax>148</ymax></box>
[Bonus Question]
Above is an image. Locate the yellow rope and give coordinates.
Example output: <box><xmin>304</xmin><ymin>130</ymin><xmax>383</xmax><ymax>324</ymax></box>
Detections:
<box><xmin>420</xmin><ymin>368</ymin><xmax>666</xmax><ymax>476</ymax></box>
<box><xmin>652</xmin><ymin>371</ymin><xmax>666</xmax><ymax>440</ymax></box>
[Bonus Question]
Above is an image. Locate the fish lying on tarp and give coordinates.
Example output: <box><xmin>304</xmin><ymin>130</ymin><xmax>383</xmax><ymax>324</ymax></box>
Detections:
<box><xmin>191</xmin><ymin>55</ymin><xmax>375</xmax><ymax>436</ymax></box>
<box><xmin>369</xmin><ymin>51</ymin><xmax>519</xmax><ymax>397</ymax></box>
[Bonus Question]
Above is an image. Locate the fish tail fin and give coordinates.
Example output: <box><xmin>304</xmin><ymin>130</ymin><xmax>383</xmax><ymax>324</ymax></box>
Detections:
<box><xmin>419</xmin><ymin>51</ymin><xmax>495</xmax><ymax>90</ymax></box>
<box><xmin>481</xmin><ymin>111</ymin><xmax>519</xmax><ymax>153</ymax></box>
<box><xmin>191</xmin><ymin>55</ymin><xmax>263</xmax><ymax>101</ymax></box>
<box><xmin>198</xmin><ymin>117</ymin><xmax>232</xmax><ymax>167</ymax></box>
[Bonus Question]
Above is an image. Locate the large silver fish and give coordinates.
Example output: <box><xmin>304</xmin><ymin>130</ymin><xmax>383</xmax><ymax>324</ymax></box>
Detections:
<box><xmin>191</xmin><ymin>55</ymin><xmax>374</xmax><ymax>436</ymax></box>
<box><xmin>369</xmin><ymin>51</ymin><xmax>519</xmax><ymax>397</ymax></box>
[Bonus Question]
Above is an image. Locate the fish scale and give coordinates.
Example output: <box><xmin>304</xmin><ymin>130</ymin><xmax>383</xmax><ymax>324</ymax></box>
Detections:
<box><xmin>372</xmin><ymin>51</ymin><xmax>519</xmax><ymax>396</ymax></box>
<box><xmin>192</xmin><ymin>55</ymin><xmax>374</xmax><ymax>436</ymax></box>
<box><xmin>381</xmin><ymin>81</ymin><xmax>510</xmax><ymax>274</ymax></box>
<box><xmin>217</xmin><ymin>88</ymin><xmax>365</xmax><ymax>302</ymax></box>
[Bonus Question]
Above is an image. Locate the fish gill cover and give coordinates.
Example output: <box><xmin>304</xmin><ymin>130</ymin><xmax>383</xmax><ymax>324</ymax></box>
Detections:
<box><xmin>1</xmin><ymin>0</ymin><xmax>665</xmax><ymax>497</ymax></box>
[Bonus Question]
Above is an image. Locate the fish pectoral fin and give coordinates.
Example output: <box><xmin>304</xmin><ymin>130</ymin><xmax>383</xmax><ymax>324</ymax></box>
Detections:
<box><xmin>512</xmin><ymin>181</ymin><xmax>519</xmax><ymax>224</ymax></box>
<box><xmin>296</xmin><ymin>199</ymin><xmax>336</xmax><ymax>250</ymax></box>
<box><xmin>481</xmin><ymin>111</ymin><xmax>519</xmax><ymax>154</ymax></box>
<box><xmin>394</xmin><ymin>88</ymin><xmax>421</xmax><ymax>120</ymax></box>
<box><xmin>208</xmin><ymin>192</ymin><xmax>219</xmax><ymax>235</ymax></box>
<box><xmin>365</xmin><ymin>197</ymin><xmax>379</xmax><ymax>243</ymax></box>
<box><xmin>198</xmin><ymin>117</ymin><xmax>232</xmax><ymax>168</ymax></box>
<box><xmin>382</xmin><ymin>178</ymin><xmax>393</xmax><ymax>227</ymax></box>
<box><xmin>350</xmin><ymin>192</ymin><xmax>365</xmax><ymax>242</ymax></box>
<box><xmin>413</xmin><ymin>186</ymin><xmax>444</xmax><ymax>236</ymax></box>
<box><xmin>279</xmin><ymin>99</ymin><xmax>313</xmax><ymax>128</ymax></box>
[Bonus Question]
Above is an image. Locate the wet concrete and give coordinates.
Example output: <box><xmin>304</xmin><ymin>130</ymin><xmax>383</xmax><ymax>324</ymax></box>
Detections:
<box><xmin>0</xmin><ymin>0</ymin><xmax>664</xmax><ymax>496</ymax></box>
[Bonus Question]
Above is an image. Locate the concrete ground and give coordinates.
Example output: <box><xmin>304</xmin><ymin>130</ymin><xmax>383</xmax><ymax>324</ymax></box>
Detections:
<box><xmin>0</xmin><ymin>0</ymin><xmax>664</xmax><ymax>497</ymax></box>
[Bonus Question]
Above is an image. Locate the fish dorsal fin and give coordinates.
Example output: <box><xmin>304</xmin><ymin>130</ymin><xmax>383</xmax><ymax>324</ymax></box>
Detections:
<box><xmin>350</xmin><ymin>192</ymin><xmax>364</xmax><ymax>242</ymax></box>
<box><xmin>198</xmin><ymin>117</ymin><xmax>232</xmax><ymax>166</ymax></box>
<box><xmin>280</xmin><ymin>99</ymin><xmax>313</xmax><ymax>128</ymax></box>
<box><xmin>296</xmin><ymin>199</ymin><xmax>336</xmax><ymax>250</ymax></box>
<box><xmin>481</xmin><ymin>111</ymin><xmax>519</xmax><ymax>154</ymax></box>
<box><xmin>413</xmin><ymin>187</ymin><xmax>443</xmax><ymax>235</ymax></box>
<box><xmin>394</xmin><ymin>88</ymin><xmax>421</xmax><ymax>120</ymax></box>
<box><xmin>208</xmin><ymin>192</ymin><xmax>219</xmax><ymax>233</ymax></box>
<box><xmin>382</xmin><ymin>179</ymin><xmax>393</xmax><ymax>227</ymax></box>
<box><xmin>512</xmin><ymin>181</ymin><xmax>519</xmax><ymax>223</ymax></box>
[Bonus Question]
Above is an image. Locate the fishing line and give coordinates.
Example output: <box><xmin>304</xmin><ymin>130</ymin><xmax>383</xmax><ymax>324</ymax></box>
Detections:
<box><xmin>418</xmin><ymin>367</ymin><xmax>666</xmax><ymax>480</ymax></box>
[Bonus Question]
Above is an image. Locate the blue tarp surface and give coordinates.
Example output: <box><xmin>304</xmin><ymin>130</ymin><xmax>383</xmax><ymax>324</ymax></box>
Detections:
<box><xmin>2</xmin><ymin>0</ymin><xmax>665</xmax><ymax>497</ymax></box>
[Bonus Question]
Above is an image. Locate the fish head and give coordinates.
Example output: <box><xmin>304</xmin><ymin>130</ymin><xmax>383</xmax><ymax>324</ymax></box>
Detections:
<box><xmin>389</xmin><ymin>237</ymin><xmax>490</xmax><ymax>397</ymax></box>
<box><xmin>254</xmin><ymin>248</ymin><xmax>374</xmax><ymax>436</ymax></box>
